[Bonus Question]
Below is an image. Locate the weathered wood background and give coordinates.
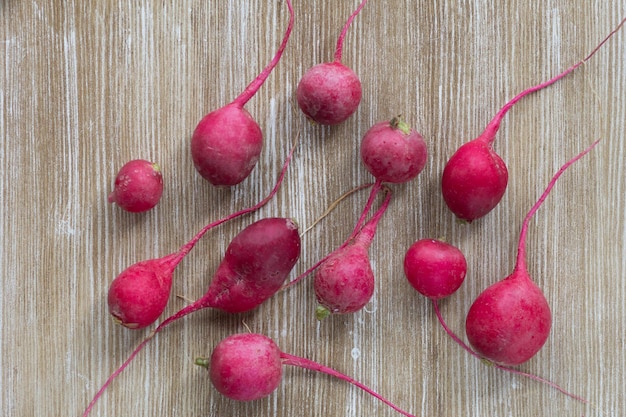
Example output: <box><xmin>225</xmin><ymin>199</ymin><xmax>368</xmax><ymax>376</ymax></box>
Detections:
<box><xmin>2</xmin><ymin>1</ymin><xmax>625</xmax><ymax>416</ymax></box>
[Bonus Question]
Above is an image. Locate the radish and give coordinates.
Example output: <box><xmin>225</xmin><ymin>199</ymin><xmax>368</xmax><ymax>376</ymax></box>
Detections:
<box><xmin>465</xmin><ymin>139</ymin><xmax>600</xmax><ymax>366</ymax></box>
<box><xmin>403</xmin><ymin>238</ymin><xmax>586</xmax><ymax>401</ymax></box>
<box><xmin>314</xmin><ymin>186</ymin><xmax>391</xmax><ymax>319</ymax></box>
<box><xmin>403</xmin><ymin>238</ymin><xmax>467</xmax><ymax>300</ymax></box>
<box><xmin>196</xmin><ymin>332</ymin><xmax>417</xmax><ymax>417</ymax></box>
<box><xmin>107</xmin><ymin>143</ymin><xmax>297</xmax><ymax>330</ymax></box>
<box><xmin>190</xmin><ymin>0</ymin><xmax>294</xmax><ymax>186</ymax></box>
<box><xmin>83</xmin><ymin>217</ymin><xmax>301</xmax><ymax>416</ymax></box>
<box><xmin>441</xmin><ymin>18</ymin><xmax>625</xmax><ymax>222</ymax></box>
<box><xmin>108</xmin><ymin>159</ymin><xmax>163</xmax><ymax>213</ymax></box>
<box><xmin>296</xmin><ymin>0</ymin><xmax>367</xmax><ymax>125</ymax></box>
<box><xmin>361</xmin><ymin>116</ymin><xmax>428</xmax><ymax>183</ymax></box>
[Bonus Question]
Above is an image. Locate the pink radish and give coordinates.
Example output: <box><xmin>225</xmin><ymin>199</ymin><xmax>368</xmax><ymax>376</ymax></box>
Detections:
<box><xmin>403</xmin><ymin>238</ymin><xmax>467</xmax><ymax>300</ymax></box>
<box><xmin>190</xmin><ymin>0</ymin><xmax>294</xmax><ymax>186</ymax></box>
<box><xmin>296</xmin><ymin>0</ymin><xmax>367</xmax><ymax>125</ymax></box>
<box><xmin>465</xmin><ymin>139</ymin><xmax>600</xmax><ymax>366</ymax></box>
<box><xmin>196</xmin><ymin>332</ymin><xmax>417</xmax><ymax>417</ymax></box>
<box><xmin>108</xmin><ymin>159</ymin><xmax>163</xmax><ymax>213</ymax></box>
<box><xmin>314</xmin><ymin>186</ymin><xmax>391</xmax><ymax>319</ymax></box>
<box><xmin>83</xmin><ymin>217</ymin><xmax>301</xmax><ymax>416</ymax></box>
<box><xmin>361</xmin><ymin>116</ymin><xmax>428</xmax><ymax>183</ymax></box>
<box><xmin>107</xmin><ymin>143</ymin><xmax>297</xmax><ymax>330</ymax></box>
<box><xmin>441</xmin><ymin>19</ymin><xmax>625</xmax><ymax>222</ymax></box>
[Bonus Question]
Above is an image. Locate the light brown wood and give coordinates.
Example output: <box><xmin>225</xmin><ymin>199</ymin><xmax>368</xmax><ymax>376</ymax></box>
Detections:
<box><xmin>2</xmin><ymin>1</ymin><xmax>625</xmax><ymax>416</ymax></box>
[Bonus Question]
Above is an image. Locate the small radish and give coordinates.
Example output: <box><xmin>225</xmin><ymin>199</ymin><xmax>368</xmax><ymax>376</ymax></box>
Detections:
<box><xmin>403</xmin><ymin>238</ymin><xmax>467</xmax><ymax>300</ymax></box>
<box><xmin>441</xmin><ymin>19</ymin><xmax>625</xmax><ymax>222</ymax></box>
<box><xmin>296</xmin><ymin>0</ymin><xmax>367</xmax><ymax>125</ymax></box>
<box><xmin>108</xmin><ymin>159</ymin><xmax>163</xmax><ymax>213</ymax></box>
<box><xmin>360</xmin><ymin>116</ymin><xmax>428</xmax><ymax>184</ymax></box>
<box><xmin>83</xmin><ymin>217</ymin><xmax>301</xmax><ymax>416</ymax></box>
<box><xmin>107</xmin><ymin>143</ymin><xmax>297</xmax><ymax>330</ymax></box>
<box><xmin>465</xmin><ymin>140</ymin><xmax>600</xmax><ymax>366</ymax></box>
<box><xmin>191</xmin><ymin>0</ymin><xmax>294</xmax><ymax>186</ymax></box>
<box><xmin>196</xmin><ymin>333</ymin><xmax>417</xmax><ymax>417</ymax></box>
<box><xmin>314</xmin><ymin>186</ymin><xmax>391</xmax><ymax>319</ymax></box>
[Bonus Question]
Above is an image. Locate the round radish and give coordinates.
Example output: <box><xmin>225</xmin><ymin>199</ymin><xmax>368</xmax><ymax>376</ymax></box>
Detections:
<box><xmin>191</xmin><ymin>0</ymin><xmax>293</xmax><ymax>186</ymax></box>
<box><xmin>296</xmin><ymin>62</ymin><xmax>362</xmax><ymax>125</ymax></box>
<box><xmin>203</xmin><ymin>333</ymin><xmax>283</xmax><ymax>401</ymax></box>
<box><xmin>197</xmin><ymin>332</ymin><xmax>417</xmax><ymax>417</ymax></box>
<box><xmin>360</xmin><ymin>116</ymin><xmax>428</xmax><ymax>183</ymax></box>
<box><xmin>403</xmin><ymin>238</ymin><xmax>467</xmax><ymax>300</ymax></box>
<box><xmin>191</xmin><ymin>104</ymin><xmax>263</xmax><ymax>186</ymax></box>
<box><xmin>296</xmin><ymin>0</ymin><xmax>367</xmax><ymax>125</ymax></box>
<box><xmin>465</xmin><ymin>140</ymin><xmax>600</xmax><ymax>366</ymax></box>
<box><xmin>108</xmin><ymin>159</ymin><xmax>163</xmax><ymax>213</ymax></box>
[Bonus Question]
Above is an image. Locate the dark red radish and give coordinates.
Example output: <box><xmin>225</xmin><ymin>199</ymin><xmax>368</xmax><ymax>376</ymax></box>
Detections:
<box><xmin>108</xmin><ymin>159</ymin><xmax>163</xmax><ymax>213</ymax></box>
<box><xmin>441</xmin><ymin>18</ymin><xmax>625</xmax><ymax>222</ymax></box>
<box><xmin>83</xmin><ymin>217</ymin><xmax>301</xmax><ymax>416</ymax></box>
<box><xmin>465</xmin><ymin>140</ymin><xmax>600</xmax><ymax>366</ymax></box>
<box><xmin>403</xmin><ymin>238</ymin><xmax>467</xmax><ymax>300</ymax></box>
<box><xmin>196</xmin><ymin>333</ymin><xmax>417</xmax><ymax>417</ymax></box>
<box><xmin>314</xmin><ymin>186</ymin><xmax>391</xmax><ymax>319</ymax></box>
<box><xmin>296</xmin><ymin>0</ymin><xmax>367</xmax><ymax>125</ymax></box>
<box><xmin>361</xmin><ymin>116</ymin><xmax>428</xmax><ymax>183</ymax></box>
<box><xmin>191</xmin><ymin>0</ymin><xmax>294</xmax><ymax>186</ymax></box>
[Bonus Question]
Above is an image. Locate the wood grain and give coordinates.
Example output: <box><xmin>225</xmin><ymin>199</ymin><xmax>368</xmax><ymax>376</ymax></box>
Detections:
<box><xmin>2</xmin><ymin>1</ymin><xmax>625</xmax><ymax>416</ymax></box>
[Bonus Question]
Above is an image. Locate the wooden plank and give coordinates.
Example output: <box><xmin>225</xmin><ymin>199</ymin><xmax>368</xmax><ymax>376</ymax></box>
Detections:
<box><xmin>1</xmin><ymin>1</ymin><xmax>625</xmax><ymax>416</ymax></box>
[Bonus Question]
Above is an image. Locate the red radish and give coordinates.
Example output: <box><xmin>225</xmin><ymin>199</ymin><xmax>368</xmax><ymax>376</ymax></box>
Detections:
<box><xmin>296</xmin><ymin>0</ymin><xmax>367</xmax><ymax>125</ymax></box>
<box><xmin>107</xmin><ymin>143</ymin><xmax>297</xmax><ymax>330</ymax></box>
<box><xmin>361</xmin><ymin>116</ymin><xmax>428</xmax><ymax>183</ymax></box>
<box><xmin>83</xmin><ymin>217</ymin><xmax>301</xmax><ymax>416</ymax></box>
<box><xmin>465</xmin><ymin>140</ymin><xmax>600</xmax><ymax>366</ymax></box>
<box><xmin>441</xmin><ymin>18</ymin><xmax>625</xmax><ymax>222</ymax></box>
<box><xmin>404</xmin><ymin>239</ymin><xmax>586</xmax><ymax>401</ymax></box>
<box><xmin>196</xmin><ymin>333</ymin><xmax>417</xmax><ymax>417</ymax></box>
<box><xmin>314</xmin><ymin>186</ymin><xmax>391</xmax><ymax>319</ymax></box>
<box><xmin>190</xmin><ymin>0</ymin><xmax>294</xmax><ymax>186</ymax></box>
<box><xmin>403</xmin><ymin>238</ymin><xmax>467</xmax><ymax>300</ymax></box>
<box><xmin>108</xmin><ymin>159</ymin><xmax>163</xmax><ymax>213</ymax></box>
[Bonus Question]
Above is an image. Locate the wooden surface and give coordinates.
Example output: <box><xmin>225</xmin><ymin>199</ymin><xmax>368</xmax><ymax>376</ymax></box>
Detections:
<box><xmin>2</xmin><ymin>1</ymin><xmax>625</xmax><ymax>416</ymax></box>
